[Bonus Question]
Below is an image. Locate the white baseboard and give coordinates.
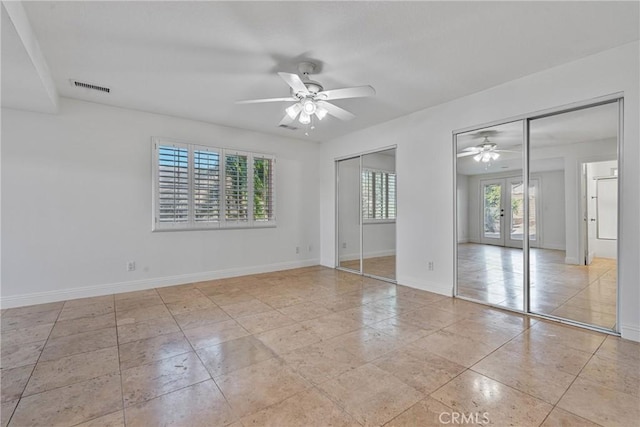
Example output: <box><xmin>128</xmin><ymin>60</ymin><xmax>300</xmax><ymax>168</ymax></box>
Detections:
<box><xmin>396</xmin><ymin>275</ymin><xmax>453</xmax><ymax>297</ymax></box>
<box><xmin>0</xmin><ymin>259</ymin><xmax>320</xmax><ymax>309</ymax></box>
<box><xmin>620</xmin><ymin>323</ymin><xmax>640</xmax><ymax>342</ymax></box>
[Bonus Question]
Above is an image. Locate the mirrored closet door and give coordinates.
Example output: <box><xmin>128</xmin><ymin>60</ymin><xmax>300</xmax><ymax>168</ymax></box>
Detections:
<box><xmin>455</xmin><ymin>98</ymin><xmax>621</xmax><ymax>333</ymax></box>
<box><xmin>336</xmin><ymin>148</ymin><xmax>396</xmax><ymax>281</ymax></box>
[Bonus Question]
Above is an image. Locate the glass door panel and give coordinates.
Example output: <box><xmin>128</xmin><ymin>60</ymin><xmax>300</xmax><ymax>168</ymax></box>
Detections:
<box><xmin>336</xmin><ymin>157</ymin><xmax>362</xmax><ymax>272</ymax></box>
<box><xmin>456</xmin><ymin>121</ymin><xmax>524</xmax><ymax>311</ymax></box>
<box><xmin>528</xmin><ymin>101</ymin><xmax>619</xmax><ymax>331</ymax></box>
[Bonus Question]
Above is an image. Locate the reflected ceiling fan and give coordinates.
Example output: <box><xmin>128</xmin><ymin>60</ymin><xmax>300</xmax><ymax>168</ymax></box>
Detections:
<box><xmin>236</xmin><ymin>62</ymin><xmax>375</xmax><ymax>130</ymax></box>
<box><xmin>457</xmin><ymin>136</ymin><xmax>515</xmax><ymax>163</ymax></box>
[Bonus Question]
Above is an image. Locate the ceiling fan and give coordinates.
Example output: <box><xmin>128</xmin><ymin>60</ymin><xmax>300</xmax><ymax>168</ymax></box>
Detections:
<box><xmin>236</xmin><ymin>62</ymin><xmax>375</xmax><ymax>129</ymax></box>
<box><xmin>457</xmin><ymin>136</ymin><xmax>514</xmax><ymax>162</ymax></box>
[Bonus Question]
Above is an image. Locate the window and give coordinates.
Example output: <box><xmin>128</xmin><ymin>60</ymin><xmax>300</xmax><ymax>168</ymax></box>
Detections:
<box><xmin>153</xmin><ymin>138</ymin><xmax>275</xmax><ymax>230</ymax></box>
<box><xmin>362</xmin><ymin>169</ymin><xmax>396</xmax><ymax>220</ymax></box>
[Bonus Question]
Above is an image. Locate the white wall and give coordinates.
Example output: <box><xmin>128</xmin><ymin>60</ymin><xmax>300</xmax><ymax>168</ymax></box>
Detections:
<box><xmin>318</xmin><ymin>42</ymin><xmax>639</xmax><ymax>341</ymax></box>
<box><xmin>1</xmin><ymin>98</ymin><xmax>320</xmax><ymax>307</ymax></box>
<box><xmin>588</xmin><ymin>160</ymin><xmax>618</xmax><ymax>259</ymax></box>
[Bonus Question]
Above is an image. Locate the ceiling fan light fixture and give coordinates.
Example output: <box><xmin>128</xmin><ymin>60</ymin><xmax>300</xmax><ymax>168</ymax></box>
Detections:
<box><xmin>299</xmin><ymin>111</ymin><xmax>311</xmax><ymax>124</ymax></box>
<box><xmin>285</xmin><ymin>103</ymin><xmax>301</xmax><ymax>119</ymax></box>
<box><xmin>315</xmin><ymin>106</ymin><xmax>328</xmax><ymax>120</ymax></box>
<box><xmin>301</xmin><ymin>99</ymin><xmax>316</xmax><ymax>115</ymax></box>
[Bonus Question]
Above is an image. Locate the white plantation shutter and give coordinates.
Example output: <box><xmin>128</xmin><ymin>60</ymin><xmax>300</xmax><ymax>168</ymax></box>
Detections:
<box><xmin>253</xmin><ymin>155</ymin><xmax>275</xmax><ymax>222</ymax></box>
<box><xmin>153</xmin><ymin>139</ymin><xmax>276</xmax><ymax>230</ymax></box>
<box><xmin>362</xmin><ymin>169</ymin><xmax>396</xmax><ymax>221</ymax></box>
<box><xmin>193</xmin><ymin>148</ymin><xmax>221</xmax><ymax>223</ymax></box>
<box><xmin>156</xmin><ymin>143</ymin><xmax>190</xmax><ymax>227</ymax></box>
<box><xmin>224</xmin><ymin>152</ymin><xmax>249</xmax><ymax>223</ymax></box>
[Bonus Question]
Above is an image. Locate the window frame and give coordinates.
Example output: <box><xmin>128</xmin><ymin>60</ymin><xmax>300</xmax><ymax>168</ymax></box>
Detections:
<box><xmin>152</xmin><ymin>137</ymin><xmax>276</xmax><ymax>231</ymax></box>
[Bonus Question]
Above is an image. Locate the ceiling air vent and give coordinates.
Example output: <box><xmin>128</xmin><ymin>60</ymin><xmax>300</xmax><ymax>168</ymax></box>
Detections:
<box><xmin>278</xmin><ymin>124</ymin><xmax>298</xmax><ymax>131</ymax></box>
<box><xmin>71</xmin><ymin>80</ymin><xmax>110</xmax><ymax>93</ymax></box>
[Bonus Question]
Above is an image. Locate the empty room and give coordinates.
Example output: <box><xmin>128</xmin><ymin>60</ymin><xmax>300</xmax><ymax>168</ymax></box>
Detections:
<box><xmin>1</xmin><ymin>1</ymin><xmax>639</xmax><ymax>426</ymax></box>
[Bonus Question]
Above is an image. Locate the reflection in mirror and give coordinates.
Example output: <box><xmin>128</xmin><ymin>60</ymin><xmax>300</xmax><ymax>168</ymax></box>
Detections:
<box><xmin>456</xmin><ymin>121</ymin><xmax>524</xmax><ymax>310</ymax></box>
<box><xmin>337</xmin><ymin>157</ymin><xmax>362</xmax><ymax>272</ymax></box>
<box><xmin>529</xmin><ymin>102</ymin><xmax>618</xmax><ymax>330</ymax></box>
<box><xmin>362</xmin><ymin>149</ymin><xmax>396</xmax><ymax>280</ymax></box>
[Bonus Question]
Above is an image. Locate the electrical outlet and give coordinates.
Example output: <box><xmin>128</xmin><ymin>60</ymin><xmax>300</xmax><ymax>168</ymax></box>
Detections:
<box><xmin>428</xmin><ymin>261</ymin><xmax>434</xmax><ymax>271</ymax></box>
<box><xmin>308</xmin><ymin>244</ymin><xmax>313</xmax><ymax>252</ymax></box>
<box><xmin>342</xmin><ymin>242</ymin><xmax>347</xmax><ymax>249</ymax></box>
<box><xmin>127</xmin><ymin>261</ymin><xmax>136</xmax><ymax>272</ymax></box>
<box><xmin>296</xmin><ymin>246</ymin><xmax>300</xmax><ymax>254</ymax></box>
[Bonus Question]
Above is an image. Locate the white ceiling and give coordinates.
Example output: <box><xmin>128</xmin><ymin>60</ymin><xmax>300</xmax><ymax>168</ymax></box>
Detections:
<box><xmin>2</xmin><ymin>1</ymin><xmax>639</xmax><ymax>142</ymax></box>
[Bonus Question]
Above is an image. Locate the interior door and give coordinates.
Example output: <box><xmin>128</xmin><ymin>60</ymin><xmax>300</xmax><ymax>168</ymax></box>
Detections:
<box><xmin>480</xmin><ymin>179</ymin><xmax>505</xmax><ymax>246</ymax></box>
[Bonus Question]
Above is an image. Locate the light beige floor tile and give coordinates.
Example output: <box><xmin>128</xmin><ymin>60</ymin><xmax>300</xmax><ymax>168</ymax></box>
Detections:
<box><xmin>540</xmin><ymin>407</ymin><xmax>601</xmax><ymax>427</ymax></box>
<box><xmin>124</xmin><ymin>379</ymin><xmax>235</xmax><ymax>427</ymax></box>
<box><xmin>40</xmin><ymin>327</ymin><xmax>117</xmax><ymax>361</ymax></box>
<box><xmin>62</xmin><ymin>295</ymin><xmax>114</xmax><ymax>309</ymax></box>
<box><xmin>74</xmin><ymin>410</ymin><xmax>124</xmax><ymax>427</ymax></box>
<box><xmin>383</xmin><ymin>397</ymin><xmax>456</xmax><ymax>427</ymax></box>
<box><xmin>441</xmin><ymin>318</ymin><xmax>522</xmax><ymax>348</ymax></box>
<box><xmin>172</xmin><ymin>306</ymin><xmax>231</xmax><ymax>330</ymax></box>
<box><xmin>196</xmin><ymin>336</ymin><xmax>275</xmax><ymax>378</ymax></box>
<box><xmin>596</xmin><ymin>335</ymin><xmax>640</xmax><ymax>365</ymax></box>
<box><xmin>373</xmin><ymin>347</ymin><xmax>465</xmax><ymax>394</ymax></box>
<box><xmin>366</xmin><ymin>297</ymin><xmax>427</xmax><ymax>316</ymax></box>
<box><xmin>1</xmin><ymin>364</ymin><xmax>34</xmax><ymax>403</ymax></box>
<box><xmin>182</xmin><ymin>319</ymin><xmax>249</xmax><ymax>349</ymax></box>
<box><xmin>118</xmin><ymin>331</ymin><xmax>192</xmax><ymax>370</ymax></box>
<box><xmin>1</xmin><ymin>399</ymin><xmax>18</xmax><ymax>427</ymax></box>
<box><xmin>330</xmin><ymin>327</ymin><xmax>405</xmax><ymax>363</ymax></box>
<box><xmin>156</xmin><ymin>286</ymin><xmax>204</xmax><ymax>304</ymax></box>
<box><xmin>301</xmin><ymin>312</ymin><xmax>363</xmax><ymax>340</ymax></box>
<box><xmin>220</xmin><ymin>298</ymin><xmax>274</xmax><ymax>319</ymax></box>
<box><xmin>115</xmin><ymin>304</ymin><xmax>172</xmax><ymax>326</ymax></box>
<box><xmin>49</xmin><ymin>312</ymin><xmax>116</xmax><ymax>339</ymax></box>
<box><xmin>209</xmin><ymin>291</ymin><xmax>256</xmax><ymax>307</ymax></box>
<box><xmin>11</xmin><ymin>373</ymin><xmax>123</xmax><ymax>427</ymax></box>
<box><xmin>3</xmin><ymin>301</ymin><xmax>64</xmax><ymax>317</ymax></box>
<box><xmin>24</xmin><ymin>346</ymin><xmax>120</xmax><ymax>396</ymax></box>
<box><xmin>471</xmin><ymin>347</ymin><xmax>576</xmax><ymax>404</ymax></box>
<box><xmin>235</xmin><ymin>310</ymin><xmax>296</xmax><ymax>334</ymax></box>
<box><xmin>258</xmin><ymin>293</ymin><xmax>308</xmax><ymax>309</ymax></box>
<box><xmin>58</xmin><ymin>300</ymin><xmax>114</xmax><ymax>322</ymax></box>
<box><xmin>282</xmin><ymin>339</ymin><xmax>367</xmax><ymax>385</ymax></box>
<box><xmin>255</xmin><ymin>323</ymin><xmax>322</xmax><ymax>355</ymax></box>
<box><xmin>240</xmin><ymin>387</ymin><xmax>359</xmax><ymax>427</ymax></box>
<box><xmin>317</xmin><ymin>364</ymin><xmax>423</xmax><ymax>427</ymax></box>
<box><xmin>527</xmin><ymin>321</ymin><xmax>606</xmax><ymax>354</ymax></box>
<box><xmin>558</xmin><ymin>376</ymin><xmax>640</xmax><ymax>427</ymax></box>
<box><xmin>396</xmin><ymin>307</ymin><xmax>460</xmax><ymax>332</ymax></box>
<box><xmin>0</xmin><ymin>323</ymin><xmax>54</xmax><ymax>347</ymax></box>
<box><xmin>116</xmin><ymin>316</ymin><xmax>180</xmax><ymax>344</ymax></box>
<box><xmin>277</xmin><ymin>302</ymin><xmax>333</xmax><ymax>322</ymax></box>
<box><xmin>431</xmin><ymin>370</ymin><xmax>552</xmax><ymax>426</ymax></box>
<box><xmin>500</xmin><ymin>334</ymin><xmax>593</xmax><ymax>375</ymax></box>
<box><xmin>0</xmin><ymin>340</ymin><xmax>45</xmax><ymax>369</ymax></box>
<box><xmin>1</xmin><ymin>309</ymin><xmax>60</xmax><ymax>331</ymax></box>
<box><xmin>114</xmin><ymin>289</ymin><xmax>159</xmax><ymax>301</ymax></box>
<box><xmin>165</xmin><ymin>297</ymin><xmax>217</xmax><ymax>316</ymax></box>
<box><xmin>338</xmin><ymin>305</ymin><xmax>396</xmax><ymax>326</ymax></box>
<box><xmin>215</xmin><ymin>358</ymin><xmax>310</xmax><ymax>418</ymax></box>
<box><xmin>114</xmin><ymin>294</ymin><xmax>164</xmax><ymax>312</ymax></box>
<box><xmin>580</xmin><ymin>354</ymin><xmax>639</xmax><ymax>397</ymax></box>
<box><xmin>122</xmin><ymin>351</ymin><xmax>210</xmax><ymax>406</ymax></box>
<box><xmin>368</xmin><ymin>317</ymin><xmax>432</xmax><ymax>345</ymax></box>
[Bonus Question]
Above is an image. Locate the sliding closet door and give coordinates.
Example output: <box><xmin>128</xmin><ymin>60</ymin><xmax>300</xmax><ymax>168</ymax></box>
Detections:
<box><xmin>528</xmin><ymin>101</ymin><xmax>619</xmax><ymax>330</ymax></box>
<box><xmin>336</xmin><ymin>157</ymin><xmax>362</xmax><ymax>273</ymax></box>
<box><xmin>455</xmin><ymin>121</ymin><xmax>524</xmax><ymax>311</ymax></box>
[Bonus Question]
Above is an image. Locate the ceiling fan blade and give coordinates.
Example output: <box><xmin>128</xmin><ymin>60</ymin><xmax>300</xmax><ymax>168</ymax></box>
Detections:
<box><xmin>236</xmin><ymin>97</ymin><xmax>296</xmax><ymax>104</ymax></box>
<box><xmin>495</xmin><ymin>149</ymin><xmax>519</xmax><ymax>153</ymax></box>
<box><xmin>278</xmin><ymin>114</ymin><xmax>296</xmax><ymax>127</ymax></box>
<box><xmin>462</xmin><ymin>147</ymin><xmax>481</xmax><ymax>153</ymax></box>
<box><xmin>319</xmin><ymin>85</ymin><xmax>376</xmax><ymax>101</ymax></box>
<box><xmin>278</xmin><ymin>72</ymin><xmax>309</xmax><ymax>95</ymax></box>
<box><xmin>457</xmin><ymin>151</ymin><xmax>478</xmax><ymax>158</ymax></box>
<box><xmin>316</xmin><ymin>101</ymin><xmax>355</xmax><ymax>121</ymax></box>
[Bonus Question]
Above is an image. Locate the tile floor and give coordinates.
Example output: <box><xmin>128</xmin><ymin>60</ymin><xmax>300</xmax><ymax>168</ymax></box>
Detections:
<box><xmin>457</xmin><ymin>243</ymin><xmax>617</xmax><ymax>329</ymax></box>
<box><xmin>1</xmin><ymin>266</ymin><xmax>638</xmax><ymax>426</ymax></box>
<box><xmin>340</xmin><ymin>255</ymin><xmax>396</xmax><ymax>280</ymax></box>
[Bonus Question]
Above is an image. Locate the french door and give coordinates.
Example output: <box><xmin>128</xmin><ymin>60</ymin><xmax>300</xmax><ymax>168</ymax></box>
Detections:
<box><xmin>480</xmin><ymin>177</ymin><xmax>538</xmax><ymax>248</ymax></box>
